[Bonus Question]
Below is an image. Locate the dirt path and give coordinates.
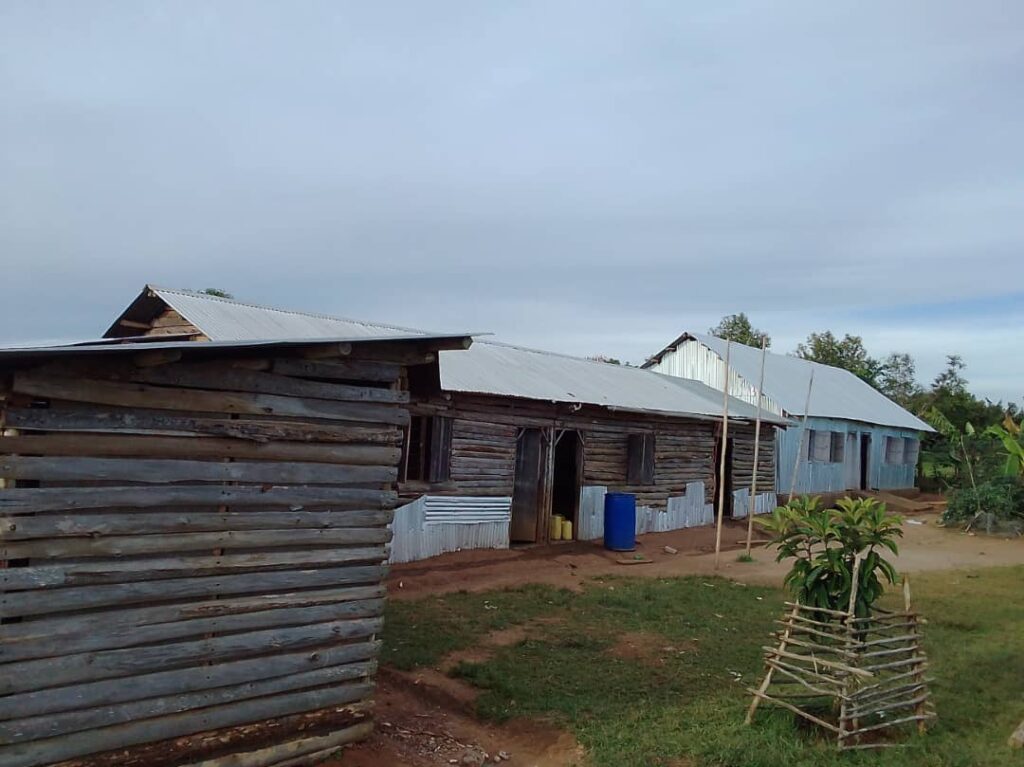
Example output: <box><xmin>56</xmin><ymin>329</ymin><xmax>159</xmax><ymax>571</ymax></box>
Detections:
<box><xmin>390</xmin><ymin>513</ymin><xmax>1022</xmax><ymax>598</ymax></box>
<box><xmin>329</xmin><ymin>668</ymin><xmax>584</xmax><ymax>767</ymax></box>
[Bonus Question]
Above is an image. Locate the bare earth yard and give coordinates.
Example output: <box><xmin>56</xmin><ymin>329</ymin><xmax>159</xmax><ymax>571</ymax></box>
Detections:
<box><xmin>334</xmin><ymin>517</ymin><xmax>1023</xmax><ymax>767</ymax></box>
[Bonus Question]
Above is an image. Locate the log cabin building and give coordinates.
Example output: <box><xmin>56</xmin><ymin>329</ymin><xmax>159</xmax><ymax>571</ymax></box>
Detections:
<box><xmin>0</xmin><ymin>332</ymin><xmax>472</xmax><ymax>767</ymax></box>
<box><xmin>104</xmin><ymin>287</ymin><xmax>789</xmax><ymax>562</ymax></box>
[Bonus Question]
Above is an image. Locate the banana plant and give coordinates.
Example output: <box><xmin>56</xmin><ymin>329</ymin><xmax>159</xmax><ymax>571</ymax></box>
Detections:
<box><xmin>985</xmin><ymin>414</ymin><xmax>1024</xmax><ymax>478</ymax></box>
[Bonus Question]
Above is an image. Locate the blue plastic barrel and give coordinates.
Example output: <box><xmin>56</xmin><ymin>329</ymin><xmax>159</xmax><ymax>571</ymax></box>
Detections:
<box><xmin>604</xmin><ymin>492</ymin><xmax>637</xmax><ymax>551</ymax></box>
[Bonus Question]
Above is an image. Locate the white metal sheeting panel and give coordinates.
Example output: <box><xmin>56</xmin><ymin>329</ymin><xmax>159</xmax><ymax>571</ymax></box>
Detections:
<box><xmin>424</xmin><ymin>496</ymin><xmax>513</xmax><ymax>525</ymax></box>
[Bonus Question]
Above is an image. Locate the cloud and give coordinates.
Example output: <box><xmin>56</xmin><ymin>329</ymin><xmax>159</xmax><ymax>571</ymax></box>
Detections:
<box><xmin>1</xmin><ymin>1</ymin><xmax>1022</xmax><ymax>404</ymax></box>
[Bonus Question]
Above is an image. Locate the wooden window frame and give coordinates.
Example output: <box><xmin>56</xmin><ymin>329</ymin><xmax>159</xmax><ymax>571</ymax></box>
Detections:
<box><xmin>627</xmin><ymin>433</ymin><xmax>656</xmax><ymax>485</ymax></box>
<box><xmin>884</xmin><ymin>436</ymin><xmax>905</xmax><ymax>465</ymax></box>
<box><xmin>402</xmin><ymin>415</ymin><xmax>452</xmax><ymax>483</ymax></box>
<box><xmin>807</xmin><ymin>430</ymin><xmax>831</xmax><ymax>463</ymax></box>
<box><xmin>903</xmin><ymin>437</ymin><xmax>920</xmax><ymax>467</ymax></box>
<box><xmin>829</xmin><ymin>432</ymin><xmax>845</xmax><ymax>464</ymax></box>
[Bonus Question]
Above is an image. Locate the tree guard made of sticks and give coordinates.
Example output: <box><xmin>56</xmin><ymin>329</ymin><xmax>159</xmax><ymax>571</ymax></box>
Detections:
<box><xmin>746</xmin><ymin>570</ymin><xmax>936</xmax><ymax>750</ymax></box>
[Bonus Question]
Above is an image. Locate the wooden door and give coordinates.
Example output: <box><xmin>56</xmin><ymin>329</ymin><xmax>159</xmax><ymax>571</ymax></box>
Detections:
<box><xmin>511</xmin><ymin>428</ymin><xmax>543</xmax><ymax>542</ymax></box>
<box><xmin>845</xmin><ymin>433</ymin><xmax>859</xmax><ymax>489</ymax></box>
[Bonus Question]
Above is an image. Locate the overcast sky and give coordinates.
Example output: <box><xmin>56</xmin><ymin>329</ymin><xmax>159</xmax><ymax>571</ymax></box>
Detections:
<box><xmin>2</xmin><ymin>2</ymin><xmax>1022</xmax><ymax>405</ymax></box>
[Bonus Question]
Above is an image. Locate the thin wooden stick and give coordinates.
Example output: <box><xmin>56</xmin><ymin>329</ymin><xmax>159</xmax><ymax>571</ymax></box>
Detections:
<box><xmin>746</xmin><ymin>603</ymin><xmax>799</xmax><ymax>724</ymax></box>
<box><xmin>744</xmin><ymin>337</ymin><xmax>768</xmax><ymax>554</ymax></box>
<box><xmin>761</xmin><ymin>646</ymin><xmax>873</xmax><ymax>678</ymax></box>
<box><xmin>786</xmin><ymin>368</ymin><xmax>815</xmax><ymax>501</ymax></box>
<box><xmin>843</xmin><ymin>713</ymin><xmax>934</xmax><ymax>737</ymax></box>
<box><xmin>746</xmin><ymin>690</ymin><xmax>843</xmax><ymax>733</ymax></box>
<box><xmin>714</xmin><ymin>340</ymin><xmax>731</xmax><ymax>570</ymax></box>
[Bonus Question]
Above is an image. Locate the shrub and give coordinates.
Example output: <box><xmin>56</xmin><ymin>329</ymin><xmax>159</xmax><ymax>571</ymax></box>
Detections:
<box><xmin>756</xmin><ymin>496</ymin><xmax>903</xmax><ymax>619</ymax></box>
<box><xmin>943</xmin><ymin>476</ymin><xmax>1024</xmax><ymax>526</ymax></box>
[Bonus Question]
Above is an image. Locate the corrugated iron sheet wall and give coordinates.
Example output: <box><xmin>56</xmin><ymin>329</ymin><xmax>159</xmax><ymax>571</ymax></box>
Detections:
<box><xmin>578</xmin><ymin>482</ymin><xmax>715</xmax><ymax>539</ymax></box>
<box><xmin>776</xmin><ymin>417</ymin><xmax>920</xmax><ymax>494</ymax></box>
<box><xmin>389</xmin><ymin>496</ymin><xmax>512</xmax><ymax>564</ymax></box>
<box><xmin>730</xmin><ymin>489</ymin><xmax>778</xmax><ymax>519</ymax></box>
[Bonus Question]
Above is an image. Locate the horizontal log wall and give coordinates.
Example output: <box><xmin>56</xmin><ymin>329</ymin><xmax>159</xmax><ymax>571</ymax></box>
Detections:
<box><xmin>410</xmin><ymin>393</ymin><xmax>777</xmax><ymax>510</ymax></box>
<box><xmin>0</xmin><ymin>346</ymin><xmax>411</xmax><ymax>767</ymax></box>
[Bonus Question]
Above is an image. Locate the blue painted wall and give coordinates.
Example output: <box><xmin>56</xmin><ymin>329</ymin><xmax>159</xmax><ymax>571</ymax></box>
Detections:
<box><xmin>776</xmin><ymin>416</ymin><xmax>920</xmax><ymax>494</ymax></box>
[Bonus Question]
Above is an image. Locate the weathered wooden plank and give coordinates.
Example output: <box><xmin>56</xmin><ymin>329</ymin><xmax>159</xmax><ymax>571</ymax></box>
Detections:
<box><xmin>0</xmin><ymin>640</ymin><xmax>380</xmax><ymax>721</ymax></box>
<box><xmin>0</xmin><ymin>617</ymin><xmax>384</xmax><ymax>695</ymax></box>
<box><xmin>0</xmin><ymin>659</ymin><xmax>378</xmax><ymax>743</ymax></box>
<box><xmin>0</xmin><ymin>598</ymin><xmax>384</xmax><ymax>663</ymax></box>
<box><xmin>1</xmin><ymin>510</ymin><xmax>392</xmax><ymax>541</ymax></box>
<box><xmin>0</xmin><ymin>681</ymin><xmax>374</xmax><ymax>767</ymax></box>
<box><xmin>0</xmin><ymin>584</ymin><xmax>384</xmax><ymax>645</ymax></box>
<box><xmin>1</xmin><ymin>526</ymin><xmax>391</xmax><ymax>559</ymax></box>
<box><xmin>11</xmin><ymin>373</ymin><xmax>409</xmax><ymax>425</ymax></box>
<box><xmin>271</xmin><ymin>358</ymin><xmax>400</xmax><ymax>383</ymax></box>
<box><xmin>0</xmin><ymin>485</ymin><xmax>397</xmax><ymax>514</ymax></box>
<box><xmin>120</xmin><ymin>363</ymin><xmax>409</xmax><ymax>404</ymax></box>
<box><xmin>346</xmin><ymin>344</ymin><xmax>437</xmax><ymax>364</ymax></box>
<box><xmin>0</xmin><ymin>435</ymin><xmax>401</xmax><ymax>466</ymax></box>
<box><xmin>179</xmin><ymin>721</ymin><xmax>373</xmax><ymax>767</ymax></box>
<box><xmin>0</xmin><ymin>456</ymin><xmax>397</xmax><ymax>485</ymax></box>
<box><xmin>1</xmin><ymin>546</ymin><xmax>388</xmax><ymax>590</ymax></box>
<box><xmin>3</xmin><ymin>407</ymin><xmax>401</xmax><ymax>444</ymax></box>
<box><xmin>0</xmin><ymin>564</ymin><xmax>387</xmax><ymax>618</ymax></box>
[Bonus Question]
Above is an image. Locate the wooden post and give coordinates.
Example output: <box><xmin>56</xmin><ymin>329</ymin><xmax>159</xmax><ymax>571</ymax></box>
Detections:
<box><xmin>744</xmin><ymin>338</ymin><xmax>768</xmax><ymax>554</ymax></box>
<box><xmin>786</xmin><ymin>369</ymin><xmax>815</xmax><ymax>502</ymax></box>
<box><xmin>714</xmin><ymin>340</ymin><xmax>732</xmax><ymax>570</ymax></box>
<box><xmin>838</xmin><ymin>552</ymin><xmax>864</xmax><ymax>747</ymax></box>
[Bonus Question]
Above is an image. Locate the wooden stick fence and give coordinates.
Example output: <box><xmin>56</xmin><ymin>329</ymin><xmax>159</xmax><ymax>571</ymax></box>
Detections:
<box><xmin>747</xmin><ymin>565</ymin><xmax>935</xmax><ymax>749</ymax></box>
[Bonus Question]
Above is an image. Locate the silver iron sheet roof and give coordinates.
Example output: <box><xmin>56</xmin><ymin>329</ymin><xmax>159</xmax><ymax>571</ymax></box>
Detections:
<box><xmin>146</xmin><ymin>286</ymin><xmax>431</xmax><ymax>341</ymax></box>
<box><xmin>687</xmin><ymin>333</ymin><xmax>932</xmax><ymax>431</ymax></box>
<box><xmin>99</xmin><ymin>287</ymin><xmax>786</xmax><ymax>423</ymax></box>
<box><xmin>0</xmin><ymin>334</ymin><xmax>474</xmax><ymax>364</ymax></box>
<box><xmin>440</xmin><ymin>341</ymin><xmax>789</xmax><ymax>423</ymax></box>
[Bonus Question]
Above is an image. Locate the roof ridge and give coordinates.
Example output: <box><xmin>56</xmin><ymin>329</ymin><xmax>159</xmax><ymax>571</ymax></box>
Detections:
<box><xmin>475</xmin><ymin>338</ymin><xmax>656</xmax><ymax>373</ymax></box>
<box><xmin>148</xmin><ymin>285</ymin><xmax>431</xmax><ymax>335</ymax></box>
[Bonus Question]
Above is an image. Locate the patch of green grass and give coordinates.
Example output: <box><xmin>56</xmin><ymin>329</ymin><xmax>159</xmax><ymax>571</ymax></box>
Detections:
<box><xmin>382</xmin><ymin>567</ymin><xmax>1024</xmax><ymax>766</ymax></box>
<box><xmin>736</xmin><ymin>552</ymin><xmax>755</xmax><ymax>563</ymax></box>
<box><xmin>381</xmin><ymin>583</ymin><xmax>576</xmax><ymax>669</ymax></box>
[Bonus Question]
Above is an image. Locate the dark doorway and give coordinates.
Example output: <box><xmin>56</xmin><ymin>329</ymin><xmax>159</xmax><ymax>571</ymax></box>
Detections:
<box><xmin>511</xmin><ymin>428</ymin><xmax>544</xmax><ymax>542</ymax></box>
<box><xmin>551</xmin><ymin>430</ymin><xmax>582</xmax><ymax>539</ymax></box>
<box><xmin>714</xmin><ymin>435</ymin><xmax>735</xmax><ymax>517</ymax></box>
<box><xmin>859</xmin><ymin>433</ymin><xmax>872</xmax><ymax>490</ymax></box>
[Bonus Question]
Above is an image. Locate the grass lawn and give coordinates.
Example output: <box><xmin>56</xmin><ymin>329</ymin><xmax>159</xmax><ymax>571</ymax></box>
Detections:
<box><xmin>382</xmin><ymin>566</ymin><xmax>1024</xmax><ymax>767</ymax></box>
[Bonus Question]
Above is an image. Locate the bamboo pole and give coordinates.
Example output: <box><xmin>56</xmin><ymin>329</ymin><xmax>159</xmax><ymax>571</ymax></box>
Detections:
<box><xmin>786</xmin><ymin>368</ymin><xmax>815</xmax><ymax>502</ymax></box>
<box><xmin>713</xmin><ymin>340</ymin><xmax>732</xmax><ymax>570</ymax></box>
<box><xmin>744</xmin><ymin>337</ymin><xmax>768</xmax><ymax>554</ymax></box>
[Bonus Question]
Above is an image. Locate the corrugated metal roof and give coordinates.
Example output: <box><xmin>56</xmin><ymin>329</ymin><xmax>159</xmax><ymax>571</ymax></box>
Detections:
<box><xmin>0</xmin><ymin>334</ymin><xmax>473</xmax><ymax>364</ymax></box>
<box><xmin>105</xmin><ymin>286</ymin><xmax>786</xmax><ymax>423</ymax></box>
<box><xmin>148</xmin><ymin>286</ymin><xmax>431</xmax><ymax>340</ymax></box>
<box><xmin>663</xmin><ymin>333</ymin><xmax>932</xmax><ymax>431</ymax></box>
<box><xmin>440</xmin><ymin>341</ymin><xmax>789</xmax><ymax>424</ymax></box>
